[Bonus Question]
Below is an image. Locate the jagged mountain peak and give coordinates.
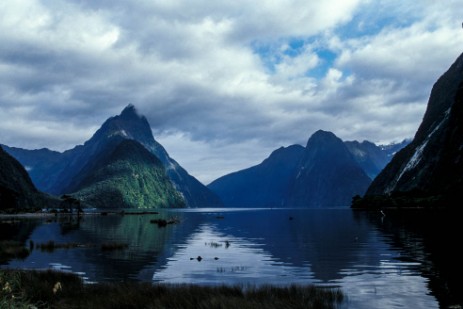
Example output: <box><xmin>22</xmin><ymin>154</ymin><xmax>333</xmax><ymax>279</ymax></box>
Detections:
<box><xmin>120</xmin><ymin>103</ymin><xmax>143</xmax><ymax>120</ymax></box>
<box><xmin>77</xmin><ymin>105</ymin><xmax>222</xmax><ymax>207</ymax></box>
<box><xmin>83</xmin><ymin>105</ymin><xmax>156</xmax><ymax>154</ymax></box>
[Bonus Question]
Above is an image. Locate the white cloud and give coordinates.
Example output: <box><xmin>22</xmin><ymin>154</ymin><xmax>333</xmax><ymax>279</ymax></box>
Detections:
<box><xmin>337</xmin><ymin>23</ymin><xmax>463</xmax><ymax>84</ymax></box>
<box><xmin>0</xmin><ymin>0</ymin><xmax>462</xmax><ymax>182</ymax></box>
<box><xmin>156</xmin><ymin>132</ymin><xmax>277</xmax><ymax>185</ymax></box>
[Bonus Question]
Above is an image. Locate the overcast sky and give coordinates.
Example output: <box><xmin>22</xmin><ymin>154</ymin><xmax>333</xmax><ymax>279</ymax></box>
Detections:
<box><xmin>1</xmin><ymin>1</ymin><xmax>462</xmax><ymax>184</ymax></box>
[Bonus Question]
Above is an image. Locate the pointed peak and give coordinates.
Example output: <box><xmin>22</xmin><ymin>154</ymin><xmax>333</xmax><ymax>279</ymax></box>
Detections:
<box><xmin>120</xmin><ymin>104</ymin><xmax>141</xmax><ymax>119</ymax></box>
<box><xmin>306</xmin><ymin>130</ymin><xmax>339</xmax><ymax>146</ymax></box>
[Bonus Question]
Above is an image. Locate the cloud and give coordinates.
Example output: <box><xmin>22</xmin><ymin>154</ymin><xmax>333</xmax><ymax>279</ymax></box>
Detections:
<box><xmin>0</xmin><ymin>0</ymin><xmax>462</xmax><ymax>182</ymax></box>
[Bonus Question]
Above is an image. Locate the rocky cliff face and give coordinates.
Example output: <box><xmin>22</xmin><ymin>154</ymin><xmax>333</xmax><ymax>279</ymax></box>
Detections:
<box><xmin>358</xmin><ymin>52</ymin><xmax>463</xmax><ymax>208</ymax></box>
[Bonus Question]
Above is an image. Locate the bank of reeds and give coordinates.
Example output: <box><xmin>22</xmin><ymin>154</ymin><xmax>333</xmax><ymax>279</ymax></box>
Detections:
<box><xmin>0</xmin><ymin>270</ymin><xmax>343</xmax><ymax>309</ymax></box>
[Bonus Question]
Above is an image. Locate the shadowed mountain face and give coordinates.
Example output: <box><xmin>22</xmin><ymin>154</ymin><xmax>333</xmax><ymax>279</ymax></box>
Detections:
<box><xmin>0</xmin><ymin>146</ymin><xmax>50</xmax><ymax>209</ymax></box>
<box><xmin>0</xmin><ymin>146</ymin><xmax>64</xmax><ymax>194</ymax></box>
<box><xmin>363</xmin><ymin>52</ymin><xmax>463</xmax><ymax>207</ymax></box>
<box><xmin>3</xmin><ymin>105</ymin><xmax>222</xmax><ymax>208</ymax></box>
<box><xmin>285</xmin><ymin>130</ymin><xmax>371</xmax><ymax>207</ymax></box>
<box><xmin>209</xmin><ymin>130</ymin><xmax>371</xmax><ymax>208</ymax></box>
<box><xmin>208</xmin><ymin>145</ymin><xmax>305</xmax><ymax>208</ymax></box>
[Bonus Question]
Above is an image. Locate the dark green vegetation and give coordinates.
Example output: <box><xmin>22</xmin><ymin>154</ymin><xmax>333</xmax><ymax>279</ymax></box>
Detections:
<box><xmin>72</xmin><ymin>140</ymin><xmax>185</xmax><ymax>209</ymax></box>
<box><xmin>209</xmin><ymin>130</ymin><xmax>374</xmax><ymax>208</ymax></box>
<box><xmin>354</xmin><ymin>51</ymin><xmax>463</xmax><ymax>209</ymax></box>
<box><xmin>0</xmin><ymin>270</ymin><xmax>343</xmax><ymax>309</ymax></box>
<box><xmin>0</xmin><ymin>146</ymin><xmax>52</xmax><ymax>211</ymax></box>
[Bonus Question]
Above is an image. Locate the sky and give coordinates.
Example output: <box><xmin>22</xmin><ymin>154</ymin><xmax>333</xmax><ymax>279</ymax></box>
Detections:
<box><xmin>1</xmin><ymin>1</ymin><xmax>463</xmax><ymax>184</ymax></box>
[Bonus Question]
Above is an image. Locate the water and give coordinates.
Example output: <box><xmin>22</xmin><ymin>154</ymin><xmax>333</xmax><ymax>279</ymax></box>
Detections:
<box><xmin>1</xmin><ymin>208</ymin><xmax>461</xmax><ymax>308</ymax></box>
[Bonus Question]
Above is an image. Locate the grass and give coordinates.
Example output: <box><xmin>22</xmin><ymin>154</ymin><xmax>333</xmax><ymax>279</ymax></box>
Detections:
<box><xmin>0</xmin><ymin>270</ymin><xmax>344</xmax><ymax>309</ymax></box>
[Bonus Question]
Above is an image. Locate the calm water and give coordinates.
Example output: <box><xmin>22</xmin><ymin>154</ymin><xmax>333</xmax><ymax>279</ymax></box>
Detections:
<box><xmin>1</xmin><ymin>208</ymin><xmax>461</xmax><ymax>308</ymax></box>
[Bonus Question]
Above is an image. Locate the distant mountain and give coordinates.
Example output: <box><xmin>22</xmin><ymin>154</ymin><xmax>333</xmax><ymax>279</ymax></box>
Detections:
<box><xmin>1</xmin><ymin>145</ymin><xmax>69</xmax><ymax>194</ymax></box>
<box><xmin>354</xmin><ymin>51</ymin><xmax>463</xmax><ymax>209</ymax></box>
<box><xmin>209</xmin><ymin>130</ymin><xmax>371</xmax><ymax>208</ymax></box>
<box><xmin>208</xmin><ymin>145</ymin><xmax>305</xmax><ymax>207</ymax></box>
<box><xmin>286</xmin><ymin>130</ymin><xmax>371</xmax><ymax>207</ymax></box>
<box><xmin>345</xmin><ymin>139</ymin><xmax>410</xmax><ymax>179</ymax></box>
<box><xmin>72</xmin><ymin>139</ymin><xmax>185</xmax><ymax>209</ymax></box>
<box><xmin>0</xmin><ymin>146</ymin><xmax>50</xmax><ymax>210</ymax></box>
<box><xmin>378</xmin><ymin>139</ymin><xmax>411</xmax><ymax>159</ymax></box>
<box><xmin>3</xmin><ymin>105</ymin><xmax>222</xmax><ymax>208</ymax></box>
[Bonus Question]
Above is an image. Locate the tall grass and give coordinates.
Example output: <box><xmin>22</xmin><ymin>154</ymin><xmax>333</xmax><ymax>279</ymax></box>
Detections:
<box><xmin>0</xmin><ymin>270</ymin><xmax>343</xmax><ymax>309</ymax></box>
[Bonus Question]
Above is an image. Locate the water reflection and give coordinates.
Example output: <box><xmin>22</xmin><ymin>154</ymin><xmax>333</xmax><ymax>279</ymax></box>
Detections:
<box><xmin>1</xmin><ymin>209</ymin><xmax>460</xmax><ymax>308</ymax></box>
<box><xmin>358</xmin><ymin>210</ymin><xmax>462</xmax><ymax>308</ymax></box>
<box><xmin>4</xmin><ymin>212</ymin><xmax>195</xmax><ymax>282</ymax></box>
<box><xmin>153</xmin><ymin>224</ymin><xmax>316</xmax><ymax>285</ymax></box>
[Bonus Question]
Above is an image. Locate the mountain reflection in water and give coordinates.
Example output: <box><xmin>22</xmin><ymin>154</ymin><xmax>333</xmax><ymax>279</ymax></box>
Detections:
<box><xmin>1</xmin><ymin>208</ymin><xmax>460</xmax><ymax>308</ymax></box>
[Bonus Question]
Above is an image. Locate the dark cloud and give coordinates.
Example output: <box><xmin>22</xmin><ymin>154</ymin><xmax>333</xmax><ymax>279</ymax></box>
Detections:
<box><xmin>0</xmin><ymin>0</ymin><xmax>462</xmax><ymax>182</ymax></box>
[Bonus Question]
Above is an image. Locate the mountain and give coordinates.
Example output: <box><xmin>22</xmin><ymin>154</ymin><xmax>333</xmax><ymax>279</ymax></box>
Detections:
<box><xmin>379</xmin><ymin>139</ymin><xmax>411</xmax><ymax>159</ymax></box>
<box><xmin>345</xmin><ymin>139</ymin><xmax>410</xmax><ymax>179</ymax></box>
<box><xmin>208</xmin><ymin>145</ymin><xmax>305</xmax><ymax>207</ymax></box>
<box><xmin>354</xmin><ymin>51</ymin><xmax>463</xmax><ymax>209</ymax></box>
<box><xmin>3</xmin><ymin>105</ymin><xmax>222</xmax><ymax>208</ymax></box>
<box><xmin>1</xmin><ymin>145</ymin><xmax>68</xmax><ymax>194</ymax></box>
<box><xmin>209</xmin><ymin>130</ymin><xmax>371</xmax><ymax>208</ymax></box>
<box><xmin>0</xmin><ymin>146</ymin><xmax>49</xmax><ymax>210</ymax></box>
<box><xmin>71</xmin><ymin>139</ymin><xmax>185</xmax><ymax>209</ymax></box>
<box><xmin>286</xmin><ymin>130</ymin><xmax>371</xmax><ymax>207</ymax></box>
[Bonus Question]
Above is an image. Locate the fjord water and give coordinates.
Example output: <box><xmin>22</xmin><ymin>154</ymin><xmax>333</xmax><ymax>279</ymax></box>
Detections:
<box><xmin>1</xmin><ymin>209</ymin><xmax>460</xmax><ymax>308</ymax></box>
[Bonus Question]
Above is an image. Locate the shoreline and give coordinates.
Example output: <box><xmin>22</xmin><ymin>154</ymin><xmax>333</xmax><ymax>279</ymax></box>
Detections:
<box><xmin>0</xmin><ymin>269</ymin><xmax>344</xmax><ymax>309</ymax></box>
<box><xmin>0</xmin><ymin>210</ymin><xmax>161</xmax><ymax>219</ymax></box>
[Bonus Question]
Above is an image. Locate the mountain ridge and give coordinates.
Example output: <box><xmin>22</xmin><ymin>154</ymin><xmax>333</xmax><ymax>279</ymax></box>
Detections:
<box><xmin>209</xmin><ymin>130</ymin><xmax>386</xmax><ymax>208</ymax></box>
